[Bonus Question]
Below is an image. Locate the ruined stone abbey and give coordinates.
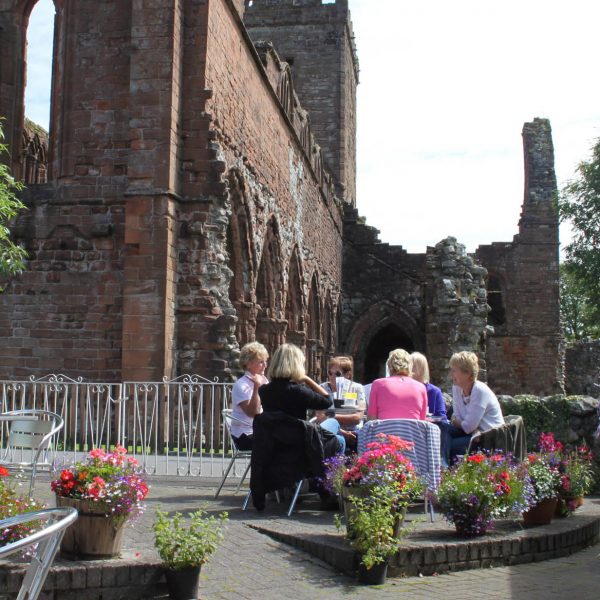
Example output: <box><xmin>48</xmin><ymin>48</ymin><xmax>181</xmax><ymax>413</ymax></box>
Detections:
<box><xmin>0</xmin><ymin>0</ymin><xmax>563</xmax><ymax>395</ymax></box>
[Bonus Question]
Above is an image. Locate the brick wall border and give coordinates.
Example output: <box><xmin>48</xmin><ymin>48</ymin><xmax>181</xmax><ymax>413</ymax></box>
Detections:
<box><xmin>249</xmin><ymin>502</ymin><xmax>600</xmax><ymax>578</ymax></box>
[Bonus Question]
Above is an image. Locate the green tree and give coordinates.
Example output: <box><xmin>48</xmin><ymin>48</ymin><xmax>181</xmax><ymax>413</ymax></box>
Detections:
<box><xmin>559</xmin><ymin>136</ymin><xmax>600</xmax><ymax>338</ymax></box>
<box><xmin>0</xmin><ymin>120</ymin><xmax>27</xmax><ymax>285</ymax></box>
<box><xmin>560</xmin><ymin>262</ymin><xmax>599</xmax><ymax>341</ymax></box>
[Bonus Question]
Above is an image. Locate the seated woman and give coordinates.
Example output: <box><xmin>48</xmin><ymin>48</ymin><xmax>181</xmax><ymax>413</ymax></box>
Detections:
<box><xmin>410</xmin><ymin>352</ymin><xmax>448</xmax><ymax>422</ymax></box>
<box><xmin>259</xmin><ymin>343</ymin><xmax>344</xmax><ymax>454</ymax></box>
<box><xmin>230</xmin><ymin>341</ymin><xmax>269</xmax><ymax>450</ymax></box>
<box><xmin>316</xmin><ymin>355</ymin><xmax>366</xmax><ymax>451</ymax></box>
<box><xmin>367</xmin><ymin>349</ymin><xmax>428</xmax><ymax>421</ymax></box>
<box><xmin>440</xmin><ymin>351</ymin><xmax>504</xmax><ymax>466</ymax></box>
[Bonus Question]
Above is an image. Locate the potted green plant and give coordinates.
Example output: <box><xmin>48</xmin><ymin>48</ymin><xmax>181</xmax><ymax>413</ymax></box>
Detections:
<box><xmin>342</xmin><ymin>483</ymin><xmax>411</xmax><ymax>585</ymax></box>
<box><xmin>153</xmin><ymin>506</ymin><xmax>228</xmax><ymax>600</ymax></box>
<box><xmin>435</xmin><ymin>452</ymin><xmax>530</xmax><ymax>537</ymax></box>
<box><xmin>537</xmin><ymin>432</ymin><xmax>595</xmax><ymax>517</ymax></box>
<box><xmin>521</xmin><ymin>453</ymin><xmax>560</xmax><ymax>525</ymax></box>
<box><xmin>555</xmin><ymin>445</ymin><xmax>595</xmax><ymax>516</ymax></box>
<box><xmin>0</xmin><ymin>466</ymin><xmax>45</xmax><ymax>547</ymax></box>
<box><xmin>322</xmin><ymin>434</ymin><xmax>423</xmax><ymax>539</ymax></box>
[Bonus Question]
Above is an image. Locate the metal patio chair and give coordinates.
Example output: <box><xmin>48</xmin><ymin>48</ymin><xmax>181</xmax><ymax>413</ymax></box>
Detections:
<box><xmin>214</xmin><ymin>409</ymin><xmax>252</xmax><ymax>498</ymax></box>
<box><xmin>0</xmin><ymin>409</ymin><xmax>64</xmax><ymax>497</ymax></box>
<box><xmin>0</xmin><ymin>506</ymin><xmax>78</xmax><ymax>600</ymax></box>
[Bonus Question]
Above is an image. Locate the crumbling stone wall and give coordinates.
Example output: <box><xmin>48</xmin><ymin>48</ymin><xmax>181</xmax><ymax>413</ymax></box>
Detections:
<box><xmin>425</xmin><ymin>237</ymin><xmax>489</xmax><ymax>390</ymax></box>
<box><xmin>476</xmin><ymin>119</ymin><xmax>564</xmax><ymax>396</ymax></box>
<box><xmin>340</xmin><ymin>205</ymin><xmax>426</xmax><ymax>383</ymax></box>
<box><xmin>340</xmin><ymin>120</ymin><xmax>563</xmax><ymax>395</ymax></box>
<box><xmin>565</xmin><ymin>340</ymin><xmax>600</xmax><ymax>396</ymax></box>
<box><xmin>0</xmin><ymin>0</ymin><xmax>345</xmax><ymax>382</ymax></box>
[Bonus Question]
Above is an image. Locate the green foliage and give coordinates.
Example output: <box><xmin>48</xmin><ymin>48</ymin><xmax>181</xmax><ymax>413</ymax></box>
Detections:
<box><xmin>498</xmin><ymin>395</ymin><xmax>573</xmax><ymax>450</ymax></box>
<box><xmin>560</xmin><ymin>262</ymin><xmax>600</xmax><ymax>341</ymax></box>
<box><xmin>153</xmin><ymin>506</ymin><xmax>228</xmax><ymax>570</ymax></box>
<box><xmin>559</xmin><ymin>136</ymin><xmax>600</xmax><ymax>336</ymax></box>
<box><xmin>435</xmin><ymin>453</ymin><xmax>530</xmax><ymax>536</ymax></box>
<box><xmin>346</xmin><ymin>484</ymin><xmax>409</xmax><ymax>569</ymax></box>
<box><xmin>0</xmin><ymin>119</ymin><xmax>27</xmax><ymax>285</ymax></box>
<box><xmin>525</xmin><ymin>457</ymin><xmax>560</xmax><ymax>503</ymax></box>
<box><xmin>0</xmin><ymin>468</ymin><xmax>45</xmax><ymax>547</ymax></box>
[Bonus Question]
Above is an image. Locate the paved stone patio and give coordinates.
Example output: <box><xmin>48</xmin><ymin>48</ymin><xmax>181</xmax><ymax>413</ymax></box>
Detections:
<box><xmin>2</xmin><ymin>475</ymin><xmax>600</xmax><ymax>599</ymax></box>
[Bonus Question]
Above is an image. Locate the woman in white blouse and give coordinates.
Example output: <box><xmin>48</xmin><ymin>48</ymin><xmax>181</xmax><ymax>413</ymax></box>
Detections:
<box><xmin>440</xmin><ymin>351</ymin><xmax>504</xmax><ymax>466</ymax></box>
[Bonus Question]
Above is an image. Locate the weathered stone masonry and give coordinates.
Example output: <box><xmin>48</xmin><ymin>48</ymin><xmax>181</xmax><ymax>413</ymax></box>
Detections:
<box><xmin>340</xmin><ymin>119</ymin><xmax>563</xmax><ymax>394</ymax></box>
<box><xmin>0</xmin><ymin>0</ymin><xmax>345</xmax><ymax>382</ymax></box>
<box><xmin>1</xmin><ymin>1</ymin><xmax>565</xmax><ymax>396</ymax></box>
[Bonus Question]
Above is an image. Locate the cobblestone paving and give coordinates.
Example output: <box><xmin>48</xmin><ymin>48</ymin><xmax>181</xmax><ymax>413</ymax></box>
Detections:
<box><xmin>35</xmin><ymin>475</ymin><xmax>600</xmax><ymax>599</ymax></box>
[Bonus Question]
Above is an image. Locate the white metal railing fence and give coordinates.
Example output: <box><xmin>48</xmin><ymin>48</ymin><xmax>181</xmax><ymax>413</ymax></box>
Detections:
<box><xmin>0</xmin><ymin>374</ymin><xmax>242</xmax><ymax>477</ymax></box>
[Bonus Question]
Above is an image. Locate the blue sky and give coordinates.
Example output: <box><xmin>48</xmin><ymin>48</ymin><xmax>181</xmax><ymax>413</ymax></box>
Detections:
<box><xmin>25</xmin><ymin>0</ymin><xmax>600</xmax><ymax>253</ymax></box>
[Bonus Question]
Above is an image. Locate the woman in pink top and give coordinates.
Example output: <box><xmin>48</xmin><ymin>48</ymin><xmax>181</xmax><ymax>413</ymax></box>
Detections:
<box><xmin>367</xmin><ymin>349</ymin><xmax>428</xmax><ymax>421</ymax></box>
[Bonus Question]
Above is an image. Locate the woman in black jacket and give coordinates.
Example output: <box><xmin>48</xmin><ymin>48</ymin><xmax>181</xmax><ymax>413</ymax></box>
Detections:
<box><xmin>259</xmin><ymin>343</ymin><xmax>332</xmax><ymax>419</ymax></box>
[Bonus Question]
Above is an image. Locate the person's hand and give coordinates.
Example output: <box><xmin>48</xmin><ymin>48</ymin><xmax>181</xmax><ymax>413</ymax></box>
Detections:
<box><xmin>451</xmin><ymin>415</ymin><xmax>461</xmax><ymax>428</ymax></box>
<box><xmin>249</xmin><ymin>374</ymin><xmax>267</xmax><ymax>386</ymax></box>
<box><xmin>314</xmin><ymin>410</ymin><xmax>326</xmax><ymax>424</ymax></box>
<box><xmin>341</xmin><ymin>430</ymin><xmax>357</xmax><ymax>443</ymax></box>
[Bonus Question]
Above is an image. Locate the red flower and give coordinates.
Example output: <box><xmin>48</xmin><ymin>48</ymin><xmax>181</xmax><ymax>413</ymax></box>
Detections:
<box><xmin>0</xmin><ymin>466</ymin><xmax>9</xmax><ymax>477</ymax></box>
<box><xmin>60</xmin><ymin>470</ymin><xmax>75</xmax><ymax>483</ymax></box>
<box><xmin>467</xmin><ymin>454</ymin><xmax>485</xmax><ymax>464</ymax></box>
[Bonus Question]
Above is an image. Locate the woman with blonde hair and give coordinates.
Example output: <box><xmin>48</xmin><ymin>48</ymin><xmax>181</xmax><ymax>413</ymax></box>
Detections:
<box><xmin>440</xmin><ymin>351</ymin><xmax>504</xmax><ymax>466</ymax></box>
<box><xmin>259</xmin><ymin>344</ymin><xmax>333</xmax><ymax>420</ymax></box>
<box><xmin>410</xmin><ymin>352</ymin><xmax>447</xmax><ymax>421</ymax></box>
<box><xmin>367</xmin><ymin>348</ymin><xmax>428</xmax><ymax>421</ymax></box>
<box><xmin>230</xmin><ymin>341</ymin><xmax>269</xmax><ymax>450</ymax></box>
<box><xmin>259</xmin><ymin>343</ymin><xmax>344</xmax><ymax>453</ymax></box>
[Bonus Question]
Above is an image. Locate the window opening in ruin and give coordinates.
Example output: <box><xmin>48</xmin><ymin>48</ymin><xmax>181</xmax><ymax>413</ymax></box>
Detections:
<box><xmin>362</xmin><ymin>324</ymin><xmax>414</xmax><ymax>384</ymax></box>
<box><xmin>487</xmin><ymin>274</ymin><xmax>506</xmax><ymax>327</ymax></box>
<box><xmin>284</xmin><ymin>250</ymin><xmax>303</xmax><ymax>334</ymax></box>
<box><xmin>22</xmin><ymin>0</ymin><xmax>55</xmax><ymax>184</ymax></box>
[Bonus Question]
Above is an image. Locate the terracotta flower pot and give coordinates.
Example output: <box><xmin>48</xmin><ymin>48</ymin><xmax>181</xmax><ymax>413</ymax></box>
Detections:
<box><xmin>56</xmin><ymin>495</ymin><xmax>126</xmax><ymax>559</ymax></box>
<box><xmin>522</xmin><ymin>498</ymin><xmax>558</xmax><ymax>526</ymax></box>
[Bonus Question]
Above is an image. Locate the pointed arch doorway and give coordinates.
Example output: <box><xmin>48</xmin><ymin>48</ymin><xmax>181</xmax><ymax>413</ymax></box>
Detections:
<box><xmin>362</xmin><ymin>324</ymin><xmax>415</xmax><ymax>383</ymax></box>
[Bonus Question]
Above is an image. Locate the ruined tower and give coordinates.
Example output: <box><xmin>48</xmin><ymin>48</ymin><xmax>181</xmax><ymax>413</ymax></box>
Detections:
<box><xmin>476</xmin><ymin>118</ymin><xmax>564</xmax><ymax>395</ymax></box>
<box><xmin>244</xmin><ymin>0</ymin><xmax>359</xmax><ymax>206</ymax></box>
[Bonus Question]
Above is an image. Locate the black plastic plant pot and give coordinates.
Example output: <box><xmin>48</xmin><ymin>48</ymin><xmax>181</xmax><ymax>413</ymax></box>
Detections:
<box><xmin>165</xmin><ymin>565</ymin><xmax>201</xmax><ymax>600</ymax></box>
<box><xmin>357</xmin><ymin>561</ymin><xmax>388</xmax><ymax>585</ymax></box>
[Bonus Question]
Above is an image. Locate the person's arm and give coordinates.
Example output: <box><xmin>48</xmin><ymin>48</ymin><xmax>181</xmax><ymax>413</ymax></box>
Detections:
<box><xmin>299</xmin><ymin>375</ymin><xmax>333</xmax><ymax>410</ymax></box>
<box><xmin>335</xmin><ymin>412</ymin><xmax>363</xmax><ymax>426</ymax></box>
<box><xmin>239</xmin><ymin>375</ymin><xmax>264</xmax><ymax>418</ymax></box>
<box><xmin>356</xmin><ymin>384</ymin><xmax>367</xmax><ymax>410</ymax></box>
<box><xmin>419</xmin><ymin>386</ymin><xmax>428</xmax><ymax>420</ymax></box>
<box><xmin>450</xmin><ymin>386</ymin><xmax>464</xmax><ymax>429</ymax></box>
<box><xmin>366</xmin><ymin>382</ymin><xmax>379</xmax><ymax>419</ymax></box>
<box><xmin>433</xmin><ymin>388</ymin><xmax>447</xmax><ymax>419</ymax></box>
<box><xmin>458</xmin><ymin>387</ymin><xmax>488</xmax><ymax>434</ymax></box>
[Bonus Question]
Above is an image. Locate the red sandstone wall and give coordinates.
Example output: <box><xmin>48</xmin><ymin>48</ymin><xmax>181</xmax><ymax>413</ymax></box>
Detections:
<box><xmin>170</xmin><ymin>0</ymin><xmax>344</xmax><ymax>376</ymax></box>
<box><xmin>204</xmin><ymin>0</ymin><xmax>343</xmax><ymax>282</ymax></box>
